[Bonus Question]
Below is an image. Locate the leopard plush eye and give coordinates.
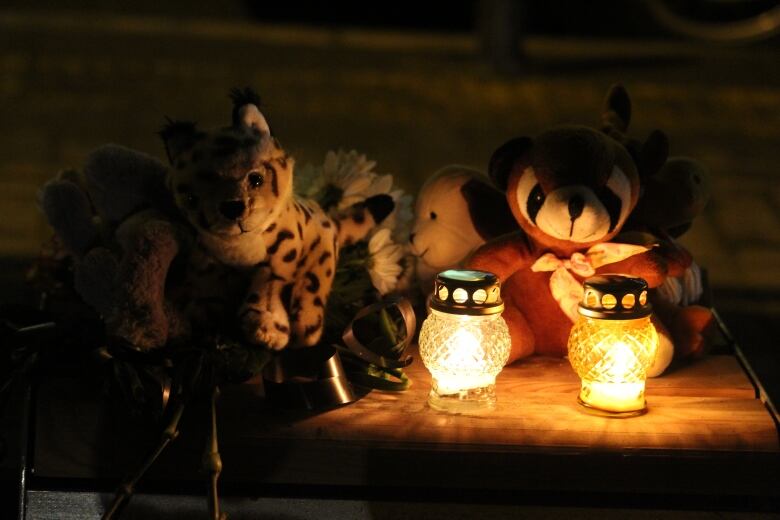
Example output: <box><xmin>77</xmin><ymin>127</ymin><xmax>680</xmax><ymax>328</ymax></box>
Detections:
<box><xmin>248</xmin><ymin>172</ymin><xmax>264</xmax><ymax>188</ymax></box>
<box><xmin>430</xmin><ymin>211</ymin><xmax>437</xmax><ymax>220</ymax></box>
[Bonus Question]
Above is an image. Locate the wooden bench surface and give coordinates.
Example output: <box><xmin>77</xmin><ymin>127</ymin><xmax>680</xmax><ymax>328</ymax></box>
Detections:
<box><xmin>31</xmin><ymin>350</ymin><xmax>780</xmax><ymax>499</ymax></box>
<box><xmin>220</xmin><ymin>352</ymin><xmax>778</xmax><ymax>453</ymax></box>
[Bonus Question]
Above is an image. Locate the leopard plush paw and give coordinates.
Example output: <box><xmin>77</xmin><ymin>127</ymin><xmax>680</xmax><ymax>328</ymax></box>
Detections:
<box><xmin>292</xmin><ymin>311</ymin><xmax>324</xmax><ymax>347</ymax></box>
<box><xmin>242</xmin><ymin>308</ymin><xmax>290</xmax><ymax>350</ymax></box>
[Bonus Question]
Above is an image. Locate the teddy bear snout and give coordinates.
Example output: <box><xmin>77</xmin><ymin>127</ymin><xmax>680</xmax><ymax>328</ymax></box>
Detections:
<box><xmin>568</xmin><ymin>195</ymin><xmax>585</xmax><ymax>220</ymax></box>
<box><xmin>219</xmin><ymin>199</ymin><xmax>246</xmax><ymax>221</ymax></box>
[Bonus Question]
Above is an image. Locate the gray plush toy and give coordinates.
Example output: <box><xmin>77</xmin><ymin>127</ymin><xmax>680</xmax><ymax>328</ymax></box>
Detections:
<box><xmin>40</xmin><ymin>144</ymin><xmax>192</xmax><ymax>349</ymax></box>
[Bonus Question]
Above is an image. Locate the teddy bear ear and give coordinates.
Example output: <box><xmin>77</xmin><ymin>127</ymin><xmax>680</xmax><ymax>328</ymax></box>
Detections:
<box><xmin>229</xmin><ymin>87</ymin><xmax>270</xmax><ymax>135</ymax></box>
<box><xmin>489</xmin><ymin>137</ymin><xmax>534</xmax><ymax>191</ymax></box>
<box><xmin>639</xmin><ymin>130</ymin><xmax>669</xmax><ymax>179</ymax></box>
<box><xmin>158</xmin><ymin>118</ymin><xmax>204</xmax><ymax>164</ymax></box>
<box><xmin>461</xmin><ymin>178</ymin><xmax>518</xmax><ymax>241</ymax></box>
<box><xmin>601</xmin><ymin>83</ymin><xmax>632</xmax><ymax>137</ymax></box>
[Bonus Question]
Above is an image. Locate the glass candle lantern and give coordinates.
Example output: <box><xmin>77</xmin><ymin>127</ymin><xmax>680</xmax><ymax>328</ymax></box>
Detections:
<box><xmin>567</xmin><ymin>275</ymin><xmax>659</xmax><ymax>417</ymax></box>
<box><xmin>419</xmin><ymin>270</ymin><xmax>511</xmax><ymax>412</ymax></box>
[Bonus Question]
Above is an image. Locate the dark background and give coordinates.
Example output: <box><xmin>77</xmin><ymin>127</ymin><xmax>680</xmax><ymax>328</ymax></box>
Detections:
<box><xmin>1</xmin><ymin>0</ymin><xmax>779</xmax><ymax>517</ymax></box>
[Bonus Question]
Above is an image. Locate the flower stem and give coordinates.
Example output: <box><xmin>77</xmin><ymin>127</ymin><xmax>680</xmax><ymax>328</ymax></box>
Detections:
<box><xmin>204</xmin><ymin>386</ymin><xmax>226</xmax><ymax>520</ymax></box>
<box><xmin>102</xmin><ymin>399</ymin><xmax>186</xmax><ymax>520</ymax></box>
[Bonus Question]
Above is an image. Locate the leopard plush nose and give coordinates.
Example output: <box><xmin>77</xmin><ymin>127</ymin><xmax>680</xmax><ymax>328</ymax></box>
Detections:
<box><xmin>219</xmin><ymin>200</ymin><xmax>245</xmax><ymax>220</ymax></box>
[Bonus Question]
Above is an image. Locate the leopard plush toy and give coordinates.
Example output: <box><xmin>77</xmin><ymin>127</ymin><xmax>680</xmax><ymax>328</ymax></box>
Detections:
<box><xmin>161</xmin><ymin>88</ymin><xmax>394</xmax><ymax>349</ymax></box>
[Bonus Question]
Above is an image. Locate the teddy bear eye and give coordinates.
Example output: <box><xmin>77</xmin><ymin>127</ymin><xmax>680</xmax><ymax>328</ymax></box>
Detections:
<box><xmin>248</xmin><ymin>172</ymin><xmax>264</xmax><ymax>188</ymax></box>
<box><xmin>430</xmin><ymin>211</ymin><xmax>437</xmax><ymax>220</ymax></box>
<box><xmin>527</xmin><ymin>184</ymin><xmax>546</xmax><ymax>224</ymax></box>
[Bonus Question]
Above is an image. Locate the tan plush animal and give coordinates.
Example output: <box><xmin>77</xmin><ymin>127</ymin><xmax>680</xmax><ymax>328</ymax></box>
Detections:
<box><xmin>409</xmin><ymin>166</ymin><xmax>516</xmax><ymax>288</ymax></box>
<box><xmin>161</xmin><ymin>88</ymin><xmax>394</xmax><ymax>349</ymax></box>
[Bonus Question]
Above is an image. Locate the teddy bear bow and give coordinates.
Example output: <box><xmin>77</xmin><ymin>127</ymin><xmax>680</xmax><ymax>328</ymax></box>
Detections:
<box><xmin>531</xmin><ymin>242</ymin><xmax>652</xmax><ymax>322</ymax></box>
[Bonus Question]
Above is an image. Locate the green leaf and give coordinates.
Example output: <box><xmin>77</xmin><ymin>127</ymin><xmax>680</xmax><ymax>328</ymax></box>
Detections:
<box><xmin>212</xmin><ymin>338</ymin><xmax>273</xmax><ymax>384</ymax></box>
<box><xmin>343</xmin><ymin>360</ymin><xmax>411</xmax><ymax>392</ymax></box>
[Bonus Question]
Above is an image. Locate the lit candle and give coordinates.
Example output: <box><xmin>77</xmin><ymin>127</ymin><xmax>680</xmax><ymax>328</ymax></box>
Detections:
<box><xmin>419</xmin><ymin>270</ymin><xmax>511</xmax><ymax>412</ymax></box>
<box><xmin>568</xmin><ymin>275</ymin><xmax>659</xmax><ymax>417</ymax></box>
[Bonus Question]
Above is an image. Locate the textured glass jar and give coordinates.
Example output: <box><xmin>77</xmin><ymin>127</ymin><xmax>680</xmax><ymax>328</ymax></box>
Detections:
<box><xmin>419</xmin><ymin>270</ymin><xmax>511</xmax><ymax>412</ymax></box>
<box><xmin>567</xmin><ymin>275</ymin><xmax>659</xmax><ymax>417</ymax></box>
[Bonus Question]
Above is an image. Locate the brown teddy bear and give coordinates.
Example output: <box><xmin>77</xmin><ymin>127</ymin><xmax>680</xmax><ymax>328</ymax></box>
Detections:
<box><xmin>467</xmin><ymin>86</ymin><xmax>678</xmax><ymax>372</ymax></box>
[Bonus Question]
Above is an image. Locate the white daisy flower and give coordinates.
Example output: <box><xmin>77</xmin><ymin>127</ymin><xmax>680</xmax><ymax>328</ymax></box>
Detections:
<box><xmin>323</xmin><ymin>149</ymin><xmax>377</xmax><ymax>184</ymax></box>
<box><xmin>293</xmin><ymin>161</ymin><xmax>323</xmax><ymax>198</ymax></box>
<box><xmin>383</xmin><ymin>190</ymin><xmax>414</xmax><ymax>243</ymax></box>
<box><xmin>367</xmin><ymin>228</ymin><xmax>405</xmax><ymax>295</ymax></box>
<box><xmin>320</xmin><ymin>150</ymin><xmax>395</xmax><ymax>210</ymax></box>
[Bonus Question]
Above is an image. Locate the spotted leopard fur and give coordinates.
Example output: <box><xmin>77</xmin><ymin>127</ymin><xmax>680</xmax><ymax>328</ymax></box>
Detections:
<box><xmin>161</xmin><ymin>88</ymin><xmax>394</xmax><ymax>349</ymax></box>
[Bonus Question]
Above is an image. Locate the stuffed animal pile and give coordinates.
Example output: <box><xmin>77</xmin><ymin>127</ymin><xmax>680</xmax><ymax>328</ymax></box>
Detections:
<box><xmin>41</xmin><ymin>84</ymin><xmax>711</xmax><ymax>377</ymax></box>
<box><xmin>411</xmin><ymin>85</ymin><xmax>712</xmax><ymax>376</ymax></box>
<box><xmin>40</xmin><ymin>88</ymin><xmax>393</xmax><ymax>351</ymax></box>
<box><xmin>41</xmin><ymin>144</ymin><xmax>193</xmax><ymax>349</ymax></box>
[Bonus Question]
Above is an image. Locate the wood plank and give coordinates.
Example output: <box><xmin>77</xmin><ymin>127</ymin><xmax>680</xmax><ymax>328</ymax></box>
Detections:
<box><xmin>211</xmin><ymin>438</ymin><xmax>780</xmax><ymax>496</ymax></box>
<box><xmin>224</xmin><ymin>349</ymin><xmax>771</xmax><ymax>453</ymax></box>
<box><xmin>222</xmin><ymin>391</ymin><xmax>779</xmax><ymax>452</ymax></box>
<box><xmin>647</xmin><ymin>356</ymin><xmax>757</xmax><ymax>398</ymax></box>
<box><xmin>211</xmin><ymin>440</ymin><xmax>780</xmax><ymax>500</ymax></box>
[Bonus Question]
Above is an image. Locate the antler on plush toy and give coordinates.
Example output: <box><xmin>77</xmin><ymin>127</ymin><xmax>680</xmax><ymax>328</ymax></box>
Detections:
<box><xmin>601</xmin><ymin>85</ymin><xmax>672</xmax><ymax>183</ymax></box>
<box><xmin>601</xmin><ymin>85</ymin><xmax>714</xmax><ymax>361</ymax></box>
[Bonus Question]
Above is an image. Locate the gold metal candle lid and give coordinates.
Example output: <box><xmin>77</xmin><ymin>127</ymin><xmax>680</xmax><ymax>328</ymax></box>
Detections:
<box><xmin>431</xmin><ymin>269</ymin><xmax>504</xmax><ymax>316</ymax></box>
<box><xmin>579</xmin><ymin>274</ymin><xmax>651</xmax><ymax>320</ymax></box>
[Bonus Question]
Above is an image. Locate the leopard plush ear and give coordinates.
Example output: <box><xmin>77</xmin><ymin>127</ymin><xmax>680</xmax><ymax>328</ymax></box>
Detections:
<box><xmin>488</xmin><ymin>136</ymin><xmax>534</xmax><ymax>191</ymax></box>
<box><xmin>158</xmin><ymin>118</ymin><xmax>203</xmax><ymax>164</ymax></box>
<box><xmin>229</xmin><ymin>87</ymin><xmax>270</xmax><ymax>135</ymax></box>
